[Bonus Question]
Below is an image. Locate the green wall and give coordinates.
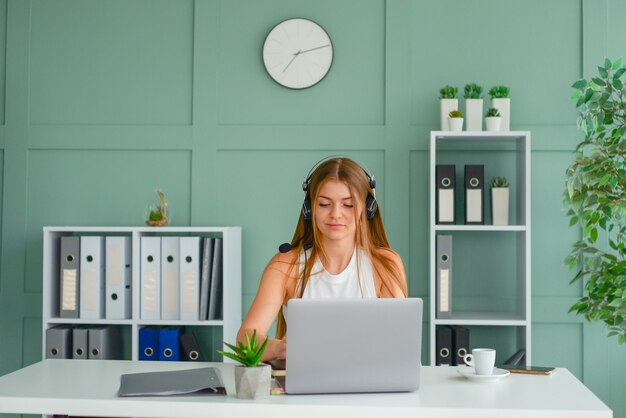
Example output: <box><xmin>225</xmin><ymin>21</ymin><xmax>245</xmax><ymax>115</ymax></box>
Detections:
<box><xmin>0</xmin><ymin>0</ymin><xmax>624</xmax><ymax>416</ymax></box>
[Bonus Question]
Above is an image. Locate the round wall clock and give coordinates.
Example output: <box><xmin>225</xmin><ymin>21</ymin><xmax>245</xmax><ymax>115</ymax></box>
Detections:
<box><xmin>262</xmin><ymin>18</ymin><xmax>334</xmax><ymax>89</ymax></box>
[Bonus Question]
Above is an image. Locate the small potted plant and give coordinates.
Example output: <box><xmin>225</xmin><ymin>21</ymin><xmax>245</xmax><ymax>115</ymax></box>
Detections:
<box><xmin>146</xmin><ymin>189</ymin><xmax>169</xmax><ymax>226</ymax></box>
<box><xmin>218</xmin><ymin>330</ymin><xmax>270</xmax><ymax>400</ymax></box>
<box><xmin>448</xmin><ymin>110</ymin><xmax>464</xmax><ymax>132</ymax></box>
<box><xmin>488</xmin><ymin>85</ymin><xmax>510</xmax><ymax>131</ymax></box>
<box><xmin>485</xmin><ymin>108</ymin><xmax>502</xmax><ymax>132</ymax></box>
<box><xmin>490</xmin><ymin>176</ymin><xmax>510</xmax><ymax>225</ymax></box>
<box><xmin>464</xmin><ymin>83</ymin><xmax>484</xmax><ymax>131</ymax></box>
<box><xmin>439</xmin><ymin>85</ymin><xmax>458</xmax><ymax>131</ymax></box>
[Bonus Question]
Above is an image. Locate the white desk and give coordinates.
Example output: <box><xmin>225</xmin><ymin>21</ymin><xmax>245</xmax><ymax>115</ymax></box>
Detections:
<box><xmin>0</xmin><ymin>360</ymin><xmax>612</xmax><ymax>418</ymax></box>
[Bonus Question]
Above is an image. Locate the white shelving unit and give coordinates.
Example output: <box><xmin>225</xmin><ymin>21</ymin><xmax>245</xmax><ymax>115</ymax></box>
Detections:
<box><xmin>429</xmin><ymin>131</ymin><xmax>531</xmax><ymax>365</ymax></box>
<box><xmin>42</xmin><ymin>226</ymin><xmax>242</xmax><ymax>361</ymax></box>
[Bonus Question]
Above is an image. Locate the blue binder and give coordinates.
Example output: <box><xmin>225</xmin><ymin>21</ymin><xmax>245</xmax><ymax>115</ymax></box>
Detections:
<box><xmin>158</xmin><ymin>328</ymin><xmax>181</xmax><ymax>361</ymax></box>
<box><xmin>139</xmin><ymin>327</ymin><xmax>159</xmax><ymax>361</ymax></box>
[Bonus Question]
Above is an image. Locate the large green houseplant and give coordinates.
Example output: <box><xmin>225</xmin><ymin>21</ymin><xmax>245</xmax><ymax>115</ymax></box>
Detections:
<box><xmin>564</xmin><ymin>57</ymin><xmax>626</xmax><ymax>345</ymax></box>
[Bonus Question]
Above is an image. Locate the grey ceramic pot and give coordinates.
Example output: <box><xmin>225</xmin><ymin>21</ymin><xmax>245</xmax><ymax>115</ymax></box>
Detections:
<box><xmin>234</xmin><ymin>364</ymin><xmax>271</xmax><ymax>400</ymax></box>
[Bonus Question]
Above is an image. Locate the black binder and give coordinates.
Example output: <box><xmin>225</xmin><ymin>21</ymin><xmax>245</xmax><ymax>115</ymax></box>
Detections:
<box><xmin>464</xmin><ymin>165</ymin><xmax>484</xmax><ymax>224</ymax></box>
<box><xmin>450</xmin><ymin>325</ymin><xmax>470</xmax><ymax>366</ymax></box>
<box><xmin>436</xmin><ymin>165</ymin><xmax>456</xmax><ymax>224</ymax></box>
<box><xmin>179</xmin><ymin>330</ymin><xmax>205</xmax><ymax>361</ymax></box>
<box><xmin>435</xmin><ymin>326</ymin><xmax>453</xmax><ymax>366</ymax></box>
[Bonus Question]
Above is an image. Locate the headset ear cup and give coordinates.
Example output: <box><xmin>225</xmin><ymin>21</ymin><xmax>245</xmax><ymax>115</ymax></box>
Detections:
<box><xmin>366</xmin><ymin>195</ymin><xmax>378</xmax><ymax>220</ymax></box>
<box><xmin>302</xmin><ymin>198</ymin><xmax>312</xmax><ymax>221</ymax></box>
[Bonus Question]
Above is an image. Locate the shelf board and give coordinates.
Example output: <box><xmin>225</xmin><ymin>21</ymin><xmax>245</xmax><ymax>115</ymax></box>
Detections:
<box><xmin>432</xmin><ymin>131</ymin><xmax>529</xmax><ymax>141</ymax></box>
<box><xmin>433</xmin><ymin>312</ymin><xmax>528</xmax><ymax>326</ymax></box>
<box><xmin>47</xmin><ymin>318</ymin><xmax>133</xmax><ymax>325</ymax></box>
<box><xmin>434</xmin><ymin>225</ymin><xmax>527</xmax><ymax>232</ymax></box>
<box><xmin>136</xmin><ymin>320</ymin><xmax>224</xmax><ymax>326</ymax></box>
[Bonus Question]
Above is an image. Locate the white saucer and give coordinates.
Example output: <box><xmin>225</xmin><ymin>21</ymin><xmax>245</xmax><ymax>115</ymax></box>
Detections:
<box><xmin>457</xmin><ymin>367</ymin><xmax>510</xmax><ymax>382</ymax></box>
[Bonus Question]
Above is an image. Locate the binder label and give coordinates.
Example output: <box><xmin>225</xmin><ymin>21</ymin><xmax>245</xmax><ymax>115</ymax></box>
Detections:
<box><xmin>83</xmin><ymin>270</ymin><xmax>97</xmax><ymax>311</ymax></box>
<box><xmin>182</xmin><ymin>271</ymin><xmax>197</xmax><ymax>314</ymax></box>
<box><xmin>107</xmin><ymin>245</ymin><xmax>121</xmax><ymax>286</ymax></box>
<box><xmin>143</xmin><ymin>271</ymin><xmax>158</xmax><ymax>312</ymax></box>
<box><xmin>62</xmin><ymin>269</ymin><xmax>77</xmax><ymax>311</ymax></box>
<box><xmin>466</xmin><ymin>189</ymin><xmax>482</xmax><ymax>222</ymax></box>
<box><xmin>439</xmin><ymin>270</ymin><xmax>449</xmax><ymax>312</ymax></box>
<box><xmin>163</xmin><ymin>271</ymin><xmax>177</xmax><ymax>313</ymax></box>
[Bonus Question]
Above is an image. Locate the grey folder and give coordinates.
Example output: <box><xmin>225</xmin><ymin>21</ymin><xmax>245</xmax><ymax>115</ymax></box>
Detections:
<box><xmin>89</xmin><ymin>326</ymin><xmax>121</xmax><ymax>360</ymax></box>
<box><xmin>105</xmin><ymin>236</ymin><xmax>132</xmax><ymax>320</ymax></box>
<box><xmin>72</xmin><ymin>327</ymin><xmax>89</xmax><ymax>359</ymax></box>
<box><xmin>199</xmin><ymin>237</ymin><xmax>215</xmax><ymax>320</ymax></box>
<box><xmin>286</xmin><ymin>298</ymin><xmax>423</xmax><ymax>394</ymax></box>
<box><xmin>207</xmin><ymin>237</ymin><xmax>223</xmax><ymax>320</ymax></box>
<box><xmin>46</xmin><ymin>326</ymin><xmax>72</xmax><ymax>359</ymax></box>
<box><xmin>80</xmin><ymin>236</ymin><xmax>105</xmax><ymax>319</ymax></box>
<box><xmin>60</xmin><ymin>236</ymin><xmax>80</xmax><ymax>318</ymax></box>
<box><xmin>118</xmin><ymin>367</ymin><xmax>226</xmax><ymax>396</ymax></box>
<box><xmin>436</xmin><ymin>235</ymin><xmax>452</xmax><ymax>319</ymax></box>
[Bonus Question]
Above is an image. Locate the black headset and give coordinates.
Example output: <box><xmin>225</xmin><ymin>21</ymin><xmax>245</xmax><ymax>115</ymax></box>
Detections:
<box><xmin>301</xmin><ymin>157</ymin><xmax>378</xmax><ymax>221</ymax></box>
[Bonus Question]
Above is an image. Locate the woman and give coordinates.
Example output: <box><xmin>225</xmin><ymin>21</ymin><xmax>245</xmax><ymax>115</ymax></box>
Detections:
<box><xmin>237</xmin><ymin>157</ymin><xmax>407</xmax><ymax>361</ymax></box>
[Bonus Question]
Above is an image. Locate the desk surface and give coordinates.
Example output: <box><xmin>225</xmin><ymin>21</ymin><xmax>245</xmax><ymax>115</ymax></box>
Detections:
<box><xmin>0</xmin><ymin>360</ymin><xmax>612</xmax><ymax>418</ymax></box>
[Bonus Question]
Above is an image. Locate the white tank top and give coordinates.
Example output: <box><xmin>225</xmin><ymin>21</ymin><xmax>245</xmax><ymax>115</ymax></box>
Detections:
<box><xmin>282</xmin><ymin>248</ymin><xmax>377</xmax><ymax>322</ymax></box>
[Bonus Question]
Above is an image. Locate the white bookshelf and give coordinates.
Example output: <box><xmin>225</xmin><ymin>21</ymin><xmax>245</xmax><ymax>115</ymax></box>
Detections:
<box><xmin>429</xmin><ymin>131</ymin><xmax>531</xmax><ymax>366</ymax></box>
<box><xmin>42</xmin><ymin>226</ymin><xmax>242</xmax><ymax>362</ymax></box>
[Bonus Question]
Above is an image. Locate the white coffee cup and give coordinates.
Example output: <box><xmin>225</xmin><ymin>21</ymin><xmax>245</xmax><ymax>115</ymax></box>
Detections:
<box><xmin>463</xmin><ymin>348</ymin><xmax>496</xmax><ymax>375</ymax></box>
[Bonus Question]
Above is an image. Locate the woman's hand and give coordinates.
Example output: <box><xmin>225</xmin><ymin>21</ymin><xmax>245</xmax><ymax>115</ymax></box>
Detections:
<box><xmin>266</xmin><ymin>337</ymin><xmax>287</xmax><ymax>361</ymax></box>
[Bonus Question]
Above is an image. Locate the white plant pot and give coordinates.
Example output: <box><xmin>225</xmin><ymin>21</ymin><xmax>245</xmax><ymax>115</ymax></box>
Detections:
<box><xmin>448</xmin><ymin>117</ymin><xmax>464</xmax><ymax>132</ymax></box>
<box><xmin>234</xmin><ymin>364</ymin><xmax>271</xmax><ymax>400</ymax></box>
<box><xmin>491</xmin><ymin>187</ymin><xmax>510</xmax><ymax>225</ymax></box>
<box><xmin>491</xmin><ymin>98</ymin><xmax>510</xmax><ymax>131</ymax></box>
<box><xmin>465</xmin><ymin>98</ymin><xmax>483</xmax><ymax>131</ymax></box>
<box><xmin>485</xmin><ymin>116</ymin><xmax>502</xmax><ymax>132</ymax></box>
<box><xmin>440</xmin><ymin>99</ymin><xmax>458</xmax><ymax>131</ymax></box>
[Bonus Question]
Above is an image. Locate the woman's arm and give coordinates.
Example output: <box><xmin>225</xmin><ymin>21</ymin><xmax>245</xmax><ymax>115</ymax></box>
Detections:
<box><xmin>236</xmin><ymin>251</ymin><xmax>294</xmax><ymax>361</ymax></box>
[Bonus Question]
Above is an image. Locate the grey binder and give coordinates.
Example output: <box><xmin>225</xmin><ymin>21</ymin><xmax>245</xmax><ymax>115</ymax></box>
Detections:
<box><xmin>118</xmin><ymin>367</ymin><xmax>226</xmax><ymax>397</ymax></box>
<box><xmin>436</xmin><ymin>235</ymin><xmax>452</xmax><ymax>319</ymax></box>
<box><xmin>60</xmin><ymin>236</ymin><xmax>80</xmax><ymax>318</ymax></box>
<box><xmin>89</xmin><ymin>326</ymin><xmax>121</xmax><ymax>360</ymax></box>
<box><xmin>80</xmin><ymin>236</ymin><xmax>105</xmax><ymax>319</ymax></box>
<box><xmin>208</xmin><ymin>238</ymin><xmax>223</xmax><ymax>320</ymax></box>
<box><xmin>72</xmin><ymin>327</ymin><xmax>89</xmax><ymax>359</ymax></box>
<box><xmin>199</xmin><ymin>237</ymin><xmax>215</xmax><ymax>320</ymax></box>
<box><xmin>46</xmin><ymin>326</ymin><xmax>72</xmax><ymax>359</ymax></box>
<box><xmin>105</xmin><ymin>236</ymin><xmax>132</xmax><ymax>320</ymax></box>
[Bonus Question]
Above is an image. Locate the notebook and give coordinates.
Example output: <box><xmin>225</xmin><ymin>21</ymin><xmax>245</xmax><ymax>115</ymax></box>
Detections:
<box><xmin>284</xmin><ymin>298</ymin><xmax>423</xmax><ymax>394</ymax></box>
<box><xmin>118</xmin><ymin>367</ymin><xmax>226</xmax><ymax>397</ymax></box>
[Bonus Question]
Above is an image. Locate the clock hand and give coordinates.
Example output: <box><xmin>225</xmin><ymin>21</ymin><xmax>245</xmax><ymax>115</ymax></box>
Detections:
<box><xmin>283</xmin><ymin>50</ymin><xmax>301</xmax><ymax>72</ymax></box>
<box><xmin>298</xmin><ymin>44</ymin><xmax>330</xmax><ymax>54</ymax></box>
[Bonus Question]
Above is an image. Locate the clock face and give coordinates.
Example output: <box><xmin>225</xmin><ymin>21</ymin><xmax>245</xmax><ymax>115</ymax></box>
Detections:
<box><xmin>262</xmin><ymin>18</ymin><xmax>333</xmax><ymax>89</ymax></box>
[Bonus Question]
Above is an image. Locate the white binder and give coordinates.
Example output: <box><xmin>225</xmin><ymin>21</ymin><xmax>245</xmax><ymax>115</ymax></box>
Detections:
<box><xmin>105</xmin><ymin>236</ymin><xmax>132</xmax><ymax>319</ymax></box>
<box><xmin>161</xmin><ymin>237</ymin><xmax>180</xmax><ymax>320</ymax></box>
<box><xmin>179</xmin><ymin>237</ymin><xmax>201</xmax><ymax>321</ymax></box>
<box><xmin>80</xmin><ymin>236</ymin><xmax>105</xmax><ymax>319</ymax></box>
<box><xmin>141</xmin><ymin>237</ymin><xmax>161</xmax><ymax>320</ymax></box>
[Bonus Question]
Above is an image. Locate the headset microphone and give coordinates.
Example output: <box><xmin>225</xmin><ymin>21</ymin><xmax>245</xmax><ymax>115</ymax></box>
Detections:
<box><xmin>278</xmin><ymin>242</ymin><xmax>293</xmax><ymax>253</ymax></box>
<box><xmin>278</xmin><ymin>239</ymin><xmax>312</xmax><ymax>254</ymax></box>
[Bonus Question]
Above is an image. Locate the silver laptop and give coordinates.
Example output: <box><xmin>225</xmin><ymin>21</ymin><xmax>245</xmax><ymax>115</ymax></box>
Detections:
<box><xmin>285</xmin><ymin>298</ymin><xmax>422</xmax><ymax>394</ymax></box>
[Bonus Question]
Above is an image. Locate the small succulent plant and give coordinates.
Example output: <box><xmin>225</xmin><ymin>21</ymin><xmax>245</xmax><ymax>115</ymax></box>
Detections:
<box><xmin>463</xmin><ymin>83</ymin><xmax>483</xmax><ymax>99</ymax></box>
<box><xmin>486</xmin><ymin>108</ymin><xmax>501</xmax><ymax>117</ymax></box>
<box><xmin>218</xmin><ymin>330</ymin><xmax>268</xmax><ymax>367</ymax></box>
<box><xmin>490</xmin><ymin>176</ymin><xmax>509</xmax><ymax>188</ymax></box>
<box><xmin>489</xmin><ymin>85</ymin><xmax>510</xmax><ymax>99</ymax></box>
<box><xmin>449</xmin><ymin>110</ymin><xmax>464</xmax><ymax>118</ymax></box>
<box><xmin>439</xmin><ymin>85</ymin><xmax>458</xmax><ymax>99</ymax></box>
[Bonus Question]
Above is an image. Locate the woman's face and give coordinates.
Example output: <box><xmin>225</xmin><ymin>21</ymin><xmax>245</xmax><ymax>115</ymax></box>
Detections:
<box><xmin>314</xmin><ymin>180</ymin><xmax>360</xmax><ymax>244</ymax></box>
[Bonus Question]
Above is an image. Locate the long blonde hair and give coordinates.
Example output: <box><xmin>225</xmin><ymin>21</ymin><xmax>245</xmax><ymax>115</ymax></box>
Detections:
<box><xmin>275</xmin><ymin>158</ymin><xmax>407</xmax><ymax>338</ymax></box>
